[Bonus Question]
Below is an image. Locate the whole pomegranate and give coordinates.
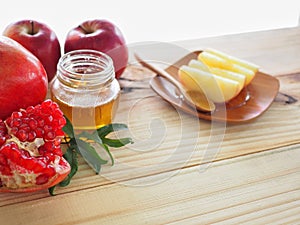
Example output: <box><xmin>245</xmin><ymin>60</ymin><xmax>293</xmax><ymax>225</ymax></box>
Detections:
<box><xmin>0</xmin><ymin>100</ymin><xmax>70</xmax><ymax>192</ymax></box>
<box><xmin>0</xmin><ymin>36</ymin><xmax>48</xmax><ymax>120</ymax></box>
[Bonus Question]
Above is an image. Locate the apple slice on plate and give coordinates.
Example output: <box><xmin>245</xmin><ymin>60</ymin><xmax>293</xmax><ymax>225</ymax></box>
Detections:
<box><xmin>205</xmin><ymin>48</ymin><xmax>259</xmax><ymax>73</ymax></box>
<box><xmin>149</xmin><ymin>50</ymin><xmax>280</xmax><ymax>123</ymax></box>
<box><xmin>208</xmin><ymin>68</ymin><xmax>246</xmax><ymax>93</ymax></box>
<box><xmin>178</xmin><ymin>65</ymin><xmax>240</xmax><ymax>103</ymax></box>
<box><xmin>198</xmin><ymin>51</ymin><xmax>256</xmax><ymax>85</ymax></box>
<box><xmin>188</xmin><ymin>59</ymin><xmax>246</xmax><ymax>94</ymax></box>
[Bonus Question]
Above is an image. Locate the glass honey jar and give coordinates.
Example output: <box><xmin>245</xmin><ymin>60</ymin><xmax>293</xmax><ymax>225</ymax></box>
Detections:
<box><xmin>51</xmin><ymin>50</ymin><xmax>120</xmax><ymax>130</ymax></box>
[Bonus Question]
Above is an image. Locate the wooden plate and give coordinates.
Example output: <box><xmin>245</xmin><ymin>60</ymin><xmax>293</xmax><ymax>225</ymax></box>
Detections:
<box><xmin>149</xmin><ymin>51</ymin><xmax>280</xmax><ymax>123</ymax></box>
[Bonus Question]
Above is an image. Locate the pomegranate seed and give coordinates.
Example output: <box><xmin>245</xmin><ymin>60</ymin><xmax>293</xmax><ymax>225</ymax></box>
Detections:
<box><xmin>35</xmin><ymin>127</ymin><xmax>44</xmax><ymax>137</ymax></box>
<box><xmin>37</xmin><ymin>118</ymin><xmax>44</xmax><ymax>127</ymax></box>
<box><xmin>28</xmin><ymin>119</ymin><xmax>38</xmax><ymax>129</ymax></box>
<box><xmin>44</xmin><ymin>125</ymin><xmax>52</xmax><ymax>133</ymax></box>
<box><xmin>56</xmin><ymin>130</ymin><xmax>64</xmax><ymax>137</ymax></box>
<box><xmin>45</xmin><ymin>166</ymin><xmax>56</xmax><ymax>177</ymax></box>
<box><xmin>45</xmin><ymin>115</ymin><xmax>53</xmax><ymax>124</ymax></box>
<box><xmin>12</xmin><ymin>118</ymin><xmax>22</xmax><ymax>127</ymax></box>
<box><xmin>22</xmin><ymin>118</ymin><xmax>30</xmax><ymax>124</ymax></box>
<box><xmin>10</xmin><ymin>142</ymin><xmax>19</xmax><ymax>149</ymax></box>
<box><xmin>36</xmin><ymin>174</ymin><xmax>49</xmax><ymax>185</ymax></box>
<box><xmin>11</xmin><ymin>111</ymin><xmax>22</xmax><ymax>119</ymax></box>
<box><xmin>20</xmin><ymin>150</ymin><xmax>31</xmax><ymax>158</ymax></box>
<box><xmin>51</xmin><ymin>121</ymin><xmax>59</xmax><ymax>130</ymax></box>
<box><xmin>0</xmin><ymin>136</ymin><xmax>6</xmax><ymax>146</ymax></box>
<box><xmin>34</xmin><ymin>161</ymin><xmax>46</xmax><ymax>173</ymax></box>
<box><xmin>51</xmin><ymin>102</ymin><xmax>59</xmax><ymax>109</ymax></box>
<box><xmin>17</xmin><ymin>129</ymin><xmax>28</xmax><ymax>142</ymax></box>
<box><xmin>0</xmin><ymin>127</ymin><xmax>6</xmax><ymax>134</ymax></box>
<box><xmin>27</xmin><ymin>131</ymin><xmax>36</xmax><ymax>142</ymax></box>
<box><xmin>3</xmin><ymin>144</ymin><xmax>20</xmax><ymax>163</ymax></box>
<box><xmin>6</xmin><ymin>118</ymin><xmax>12</xmax><ymax>127</ymax></box>
<box><xmin>44</xmin><ymin>131</ymin><xmax>55</xmax><ymax>141</ymax></box>
<box><xmin>43</xmin><ymin>142</ymin><xmax>54</xmax><ymax>151</ymax></box>
<box><xmin>26</xmin><ymin>106</ymin><xmax>35</xmax><ymax>114</ymax></box>
<box><xmin>58</xmin><ymin>117</ymin><xmax>66</xmax><ymax>126</ymax></box>
<box><xmin>23</xmin><ymin>158</ymin><xmax>35</xmax><ymax>171</ymax></box>
<box><xmin>42</xmin><ymin>99</ymin><xmax>52</xmax><ymax>108</ymax></box>
<box><xmin>53</xmin><ymin>146</ymin><xmax>62</xmax><ymax>156</ymax></box>
<box><xmin>0</xmin><ymin>154</ymin><xmax>7</xmax><ymax>165</ymax></box>
<box><xmin>54</xmin><ymin>108</ymin><xmax>63</xmax><ymax>117</ymax></box>
<box><xmin>34</xmin><ymin>104</ymin><xmax>41</xmax><ymax>112</ymax></box>
<box><xmin>5</xmin><ymin>134</ymin><xmax>11</xmax><ymax>139</ymax></box>
<box><xmin>19</xmin><ymin>124</ymin><xmax>30</xmax><ymax>132</ymax></box>
<box><xmin>10</xmin><ymin>127</ymin><xmax>18</xmax><ymax>136</ymax></box>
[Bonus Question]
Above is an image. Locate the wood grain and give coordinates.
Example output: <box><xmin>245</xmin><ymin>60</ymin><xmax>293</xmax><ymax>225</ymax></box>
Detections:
<box><xmin>1</xmin><ymin>27</ymin><xmax>300</xmax><ymax>224</ymax></box>
<box><xmin>0</xmin><ymin>144</ymin><xmax>300</xmax><ymax>225</ymax></box>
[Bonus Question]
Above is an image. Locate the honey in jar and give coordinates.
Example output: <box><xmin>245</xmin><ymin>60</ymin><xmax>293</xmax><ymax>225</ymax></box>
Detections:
<box><xmin>50</xmin><ymin>50</ymin><xmax>120</xmax><ymax>130</ymax></box>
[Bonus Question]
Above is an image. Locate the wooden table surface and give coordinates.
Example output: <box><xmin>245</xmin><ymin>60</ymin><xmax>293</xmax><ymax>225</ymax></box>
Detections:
<box><xmin>1</xmin><ymin>26</ymin><xmax>300</xmax><ymax>225</ymax></box>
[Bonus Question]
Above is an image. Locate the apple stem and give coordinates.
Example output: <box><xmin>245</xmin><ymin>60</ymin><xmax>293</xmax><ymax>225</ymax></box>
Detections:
<box><xmin>30</xmin><ymin>20</ymin><xmax>35</xmax><ymax>35</ymax></box>
<box><xmin>78</xmin><ymin>25</ymin><xmax>93</xmax><ymax>35</ymax></box>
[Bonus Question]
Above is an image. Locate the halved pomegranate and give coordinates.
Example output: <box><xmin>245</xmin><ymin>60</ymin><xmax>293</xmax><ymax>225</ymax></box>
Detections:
<box><xmin>0</xmin><ymin>100</ymin><xmax>70</xmax><ymax>192</ymax></box>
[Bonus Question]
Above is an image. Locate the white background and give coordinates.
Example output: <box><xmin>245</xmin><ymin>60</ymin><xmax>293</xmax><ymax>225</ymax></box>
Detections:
<box><xmin>1</xmin><ymin>0</ymin><xmax>300</xmax><ymax>45</ymax></box>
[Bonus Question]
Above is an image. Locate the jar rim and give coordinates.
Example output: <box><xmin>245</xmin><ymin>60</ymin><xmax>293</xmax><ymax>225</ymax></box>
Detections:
<box><xmin>57</xmin><ymin>49</ymin><xmax>115</xmax><ymax>88</ymax></box>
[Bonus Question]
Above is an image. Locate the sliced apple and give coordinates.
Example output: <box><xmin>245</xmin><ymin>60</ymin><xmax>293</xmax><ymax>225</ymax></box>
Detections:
<box><xmin>230</xmin><ymin>63</ymin><xmax>256</xmax><ymax>85</ymax></box>
<box><xmin>198</xmin><ymin>51</ymin><xmax>256</xmax><ymax>85</ymax></box>
<box><xmin>208</xmin><ymin>67</ymin><xmax>246</xmax><ymax>93</ymax></box>
<box><xmin>177</xmin><ymin>49</ymin><xmax>260</xmax><ymax>105</ymax></box>
<box><xmin>205</xmin><ymin>48</ymin><xmax>259</xmax><ymax>73</ymax></box>
<box><xmin>189</xmin><ymin>59</ymin><xmax>245</xmax><ymax>92</ymax></box>
<box><xmin>198</xmin><ymin>51</ymin><xmax>231</xmax><ymax>70</ymax></box>
<box><xmin>178</xmin><ymin>65</ymin><xmax>240</xmax><ymax>103</ymax></box>
<box><xmin>188</xmin><ymin>59</ymin><xmax>209</xmax><ymax>72</ymax></box>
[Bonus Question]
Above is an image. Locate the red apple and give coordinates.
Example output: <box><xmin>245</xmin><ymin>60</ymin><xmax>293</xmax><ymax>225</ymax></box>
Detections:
<box><xmin>3</xmin><ymin>20</ymin><xmax>61</xmax><ymax>82</ymax></box>
<box><xmin>0</xmin><ymin>36</ymin><xmax>48</xmax><ymax>120</ymax></box>
<box><xmin>64</xmin><ymin>19</ymin><xmax>128</xmax><ymax>79</ymax></box>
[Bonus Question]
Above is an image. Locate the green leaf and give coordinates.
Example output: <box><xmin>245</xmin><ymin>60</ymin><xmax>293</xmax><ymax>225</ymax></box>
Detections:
<box><xmin>78</xmin><ymin>131</ymin><xmax>103</xmax><ymax>145</ymax></box>
<box><xmin>101</xmin><ymin>143</ymin><xmax>114</xmax><ymax>165</ymax></box>
<box><xmin>102</xmin><ymin>137</ymin><xmax>133</xmax><ymax>148</ymax></box>
<box><xmin>97</xmin><ymin>123</ymin><xmax>129</xmax><ymax>138</ymax></box>
<box><xmin>48</xmin><ymin>185</ymin><xmax>56</xmax><ymax>196</ymax></box>
<box><xmin>47</xmin><ymin>142</ymin><xmax>79</xmax><ymax>195</ymax></box>
<box><xmin>77</xmin><ymin>131</ymin><xmax>123</xmax><ymax>166</ymax></box>
<box><xmin>59</xmin><ymin>145</ymin><xmax>78</xmax><ymax>187</ymax></box>
<box><xmin>62</xmin><ymin>116</ymin><xmax>75</xmax><ymax>139</ymax></box>
<box><xmin>76</xmin><ymin>138</ymin><xmax>108</xmax><ymax>174</ymax></box>
<box><xmin>47</xmin><ymin>119</ymin><xmax>133</xmax><ymax>196</ymax></box>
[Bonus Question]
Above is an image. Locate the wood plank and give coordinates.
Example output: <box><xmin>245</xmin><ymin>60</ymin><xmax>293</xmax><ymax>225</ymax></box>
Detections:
<box><xmin>175</xmin><ymin>27</ymin><xmax>300</xmax><ymax>76</ymax></box>
<box><xmin>1</xmin><ymin>27</ymin><xmax>300</xmax><ymax>224</ymax></box>
<box><xmin>1</xmin><ymin>62</ymin><xmax>299</xmax><ymax>205</ymax></box>
<box><xmin>0</xmin><ymin>144</ymin><xmax>299</xmax><ymax>224</ymax></box>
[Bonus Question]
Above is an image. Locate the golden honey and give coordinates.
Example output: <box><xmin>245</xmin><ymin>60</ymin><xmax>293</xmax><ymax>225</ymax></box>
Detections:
<box><xmin>50</xmin><ymin>50</ymin><xmax>121</xmax><ymax>130</ymax></box>
<box><xmin>51</xmin><ymin>94</ymin><xmax>120</xmax><ymax>130</ymax></box>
